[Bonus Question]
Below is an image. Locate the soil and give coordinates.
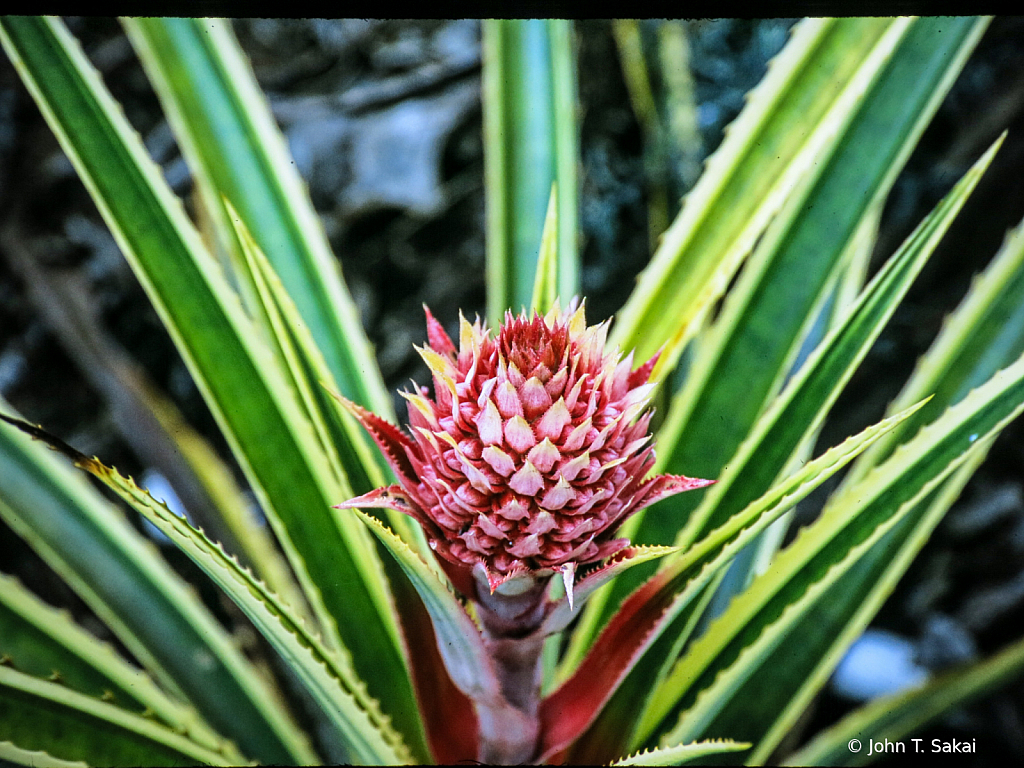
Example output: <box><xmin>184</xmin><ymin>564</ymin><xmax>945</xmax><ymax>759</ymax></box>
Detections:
<box><xmin>2</xmin><ymin>18</ymin><xmax>1024</xmax><ymax>765</ymax></box>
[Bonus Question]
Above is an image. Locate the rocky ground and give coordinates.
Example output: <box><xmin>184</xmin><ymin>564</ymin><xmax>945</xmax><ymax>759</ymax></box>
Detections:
<box><xmin>2</xmin><ymin>18</ymin><xmax>1024</xmax><ymax>765</ymax></box>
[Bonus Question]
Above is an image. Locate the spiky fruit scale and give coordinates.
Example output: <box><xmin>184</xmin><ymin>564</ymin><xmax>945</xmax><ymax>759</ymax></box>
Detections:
<box><xmin>337</xmin><ymin>301</ymin><xmax>712</xmax><ymax>597</ymax></box>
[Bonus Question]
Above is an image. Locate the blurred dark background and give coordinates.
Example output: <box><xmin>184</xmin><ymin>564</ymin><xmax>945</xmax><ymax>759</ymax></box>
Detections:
<box><xmin>1</xmin><ymin>18</ymin><xmax>1024</xmax><ymax>765</ymax></box>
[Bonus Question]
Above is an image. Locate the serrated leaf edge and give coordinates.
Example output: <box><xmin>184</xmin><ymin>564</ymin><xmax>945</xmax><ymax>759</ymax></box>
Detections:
<box><xmin>651</xmin><ymin>363</ymin><xmax>1024</xmax><ymax>747</ymax></box>
<box><xmin>611</xmin><ymin>738</ymin><xmax>750</xmax><ymax>766</ymax></box>
<box><xmin>0</xmin><ymin>665</ymin><xmax>239</xmax><ymax>765</ymax></box>
<box><xmin>0</xmin><ymin>572</ymin><xmax>242</xmax><ymax>761</ymax></box>
<box><xmin>0</xmin><ymin>740</ymin><xmax>90</xmax><ymax>768</ymax></box>
<box><xmin>13</xmin><ymin>436</ymin><xmax>410</xmax><ymax>765</ymax></box>
<box><xmin>654</xmin><ymin>468</ymin><xmax>947</xmax><ymax>747</ymax></box>
<box><xmin>341</xmin><ymin>505</ymin><xmax>506</xmax><ymax>706</ymax></box>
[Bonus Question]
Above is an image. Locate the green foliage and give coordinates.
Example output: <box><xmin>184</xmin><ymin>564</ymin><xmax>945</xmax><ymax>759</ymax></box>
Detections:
<box><xmin>483</xmin><ymin>20</ymin><xmax>578</xmax><ymax>323</ymax></box>
<box><xmin>2</xmin><ymin>15</ymin><xmax>1024</xmax><ymax>767</ymax></box>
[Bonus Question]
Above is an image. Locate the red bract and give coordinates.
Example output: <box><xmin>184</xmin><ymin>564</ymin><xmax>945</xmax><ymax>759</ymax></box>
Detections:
<box><xmin>337</xmin><ymin>301</ymin><xmax>712</xmax><ymax>601</ymax></box>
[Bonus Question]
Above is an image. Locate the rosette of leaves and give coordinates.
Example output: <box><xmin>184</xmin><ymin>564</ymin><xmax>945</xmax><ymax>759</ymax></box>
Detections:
<box><xmin>2</xmin><ymin>16</ymin><xmax>1024</xmax><ymax>767</ymax></box>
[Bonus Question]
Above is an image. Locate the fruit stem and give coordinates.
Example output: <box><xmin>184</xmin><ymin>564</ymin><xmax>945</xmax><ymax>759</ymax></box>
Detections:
<box><xmin>475</xmin><ymin>633</ymin><xmax>545</xmax><ymax>764</ymax></box>
<box><xmin>472</xmin><ymin>572</ymin><xmax>551</xmax><ymax>763</ymax></box>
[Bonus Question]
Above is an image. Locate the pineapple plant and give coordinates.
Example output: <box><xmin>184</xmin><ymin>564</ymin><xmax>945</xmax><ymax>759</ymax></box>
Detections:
<box><xmin>2</xmin><ymin>15</ymin><xmax>1024</xmax><ymax>766</ymax></box>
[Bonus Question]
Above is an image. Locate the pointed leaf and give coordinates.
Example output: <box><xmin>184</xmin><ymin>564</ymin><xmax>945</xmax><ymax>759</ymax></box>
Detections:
<box><xmin>647</xmin><ymin>14</ymin><xmax>986</xmax><ymax>540</ymax></box>
<box><xmin>151</xmin><ymin>397</ymin><xmax>313</xmax><ymax>622</ymax></box>
<box><xmin>674</xmin><ymin>134</ymin><xmax>1002</xmax><ymax>550</ymax></box>
<box><xmin>785</xmin><ymin>632</ymin><xmax>1024</xmax><ymax>766</ymax></box>
<box><xmin>0</xmin><ymin>218</ymin><xmax>297</xmax><ymax>615</ymax></box>
<box><xmin>739</xmin><ymin>220</ymin><xmax>1024</xmax><ymax>765</ymax></box>
<box><xmin>0</xmin><ymin>16</ymin><xmax>419</xmax><ymax>744</ymax></box>
<box><xmin>581</xmin><ymin>16</ymin><xmax>990</xmax><ymax>663</ymax></box>
<box><xmin>0</xmin><ymin>404</ymin><xmax>312</xmax><ymax>765</ymax></box>
<box><xmin>612</xmin><ymin>739</ymin><xmax>750</xmax><ymax>766</ymax></box>
<box><xmin>0</xmin><ymin>573</ymin><xmax>239</xmax><ymax>760</ymax></box>
<box><xmin>743</xmin><ymin>452</ymin><xmax>984</xmax><ymax>764</ymax></box>
<box><xmin>0</xmin><ymin>417</ymin><xmax>410</xmax><ymax>765</ymax></box>
<box><xmin>225</xmin><ymin>205</ymin><xmax>429</xmax><ymax>562</ymax></box>
<box><xmin>649</xmin><ymin>471</ymin><xmax>952</xmax><ymax>754</ymax></box>
<box><xmin>544</xmin><ymin>402</ymin><xmax>922</xmax><ymax>759</ymax></box>
<box><xmin>483</xmin><ymin>19</ymin><xmax>579</xmax><ymax>323</ymax></box>
<box><xmin>647</xmin><ymin>348</ymin><xmax>1024</xmax><ymax>752</ymax></box>
<box><xmin>847</xmin><ymin>211</ymin><xmax>1024</xmax><ymax>486</ymax></box>
<box><xmin>609</xmin><ymin>18</ymin><xmax>908</xmax><ymax>375</ymax></box>
<box><xmin>0</xmin><ymin>666</ymin><xmax>236</xmax><ymax>767</ymax></box>
<box><xmin>736</xmin><ymin>225</ymin><xmax>1024</xmax><ymax>764</ymax></box>
<box><xmin>559</xmin><ymin>400</ymin><xmax>923</xmax><ymax>686</ymax></box>
<box><xmin>723</xmin><ymin>216</ymin><xmax>1024</xmax><ymax>768</ymax></box>
<box><xmin>709</xmin><ymin>193</ymin><xmax>881</xmax><ymax>620</ymax></box>
<box><xmin>224</xmin><ymin>201</ymin><xmax>380</xmax><ymax>496</ymax></box>
<box><xmin>530</xmin><ymin>184</ymin><xmax>561</xmax><ymax>316</ymax></box>
<box><xmin>122</xmin><ymin>17</ymin><xmax>393</xmax><ymax>420</ymax></box>
<box><xmin>330</xmin><ymin>393</ymin><xmax>420</xmax><ymax>490</ymax></box>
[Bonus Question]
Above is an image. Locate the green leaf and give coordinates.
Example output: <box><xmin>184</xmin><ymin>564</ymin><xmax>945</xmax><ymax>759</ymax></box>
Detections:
<box><xmin>530</xmin><ymin>185</ymin><xmax>561</xmax><ymax>316</ymax></box>
<box><xmin>145</xmin><ymin>394</ymin><xmax>314</xmax><ymax>623</ymax></box>
<box><xmin>674</xmin><ymin>134</ymin><xmax>1002</xmax><ymax>551</ymax></box>
<box><xmin>578</xmin><ymin>16</ymin><xmax>988</xmax><ymax>666</ymax></box>
<box><xmin>548</xmin><ymin>401</ymin><xmax>924</xmax><ymax>761</ymax></box>
<box><xmin>612</xmin><ymin>740</ymin><xmax>750</xmax><ymax>766</ymax></box>
<box><xmin>0</xmin><ymin>573</ymin><xmax>240</xmax><ymax>761</ymax></box>
<box><xmin>0</xmin><ymin>741</ymin><xmax>88</xmax><ymax>768</ymax></box>
<box><xmin>686</xmin><ymin>195</ymin><xmax>881</xmax><ymax>638</ymax></box>
<box><xmin>581</xmin><ymin>20</ymin><xmax>910</xmax><ymax>647</ymax></box>
<box><xmin>0</xmin><ymin>16</ymin><xmax>420</xmax><ymax>747</ymax></box>
<box><xmin>0</xmin><ymin>425</ymin><xmax>411</xmax><ymax>766</ymax></box>
<box><xmin>0</xmin><ymin>405</ymin><xmax>313</xmax><ymax>765</ymax></box>
<box><xmin>647</xmin><ymin>344</ymin><xmax>1024</xmax><ymax>752</ymax></box>
<box><xmin>0</xmin><ymin>665</ymin><xmax>237</xmax><ymax>767</ymax></box>
<box><xmin>0</xmin><ymin>216</ymin><xmax>284</xmax><ymax>604</ymax></box>
<box><xmin>745</xmin><ymin>452</ymin><xmax>987</xmax><ymax>765</ymax></box>
<box><xmin>572</xmin><ymin>125</ymin><xmax>997</xmax><ymax>670</ymax></box>
<box><xmin>740</xmin><ymin>199</ymin><xmax>1024</xmax><ymax>768</ymax></box>
<box><xmin>785</xmin><ymin>632</ymin><xmax>1024</xmax><ymax>766</ymax></box>
<box><xmin>225</xmin><ymin>201</ymin><xmax>375</xmax><ymax>495</ymax></box>
<box><xmin>649</xmin><ymin>15</ymin><xmax>987</xmax><ymax>544</ymax></box>
<box><xmin>609</xmin><ymin>17</ymin><xmax>908</xmax><ymax>377</ymax></box>
<box><xmin>340</xmin><ymin>506</ymin><xmax>504</xmax><ymax>707</ymax></box>
<box><xmin>483</xmin><ymin>19</ymin><xmax>579</xmax><ymax>324</ymax></box>
<box><xmin>847</xmin><ymin>212</ymin><xmax>1024</xmax><ymax>486</ymax></box>
<box><xmin>224</xmin><ymin>203</ymin><xmax>428</xmax><ymax>557</ymax></box>
<box><xmin>738</xmin><ymin>220</ymin><xmax>1024</xmax><ymax>765</ymax></box>
<box><xmin>121</xmin><ymin>17</ymin><xmax>393</xmax><ymax>421</ymax></box>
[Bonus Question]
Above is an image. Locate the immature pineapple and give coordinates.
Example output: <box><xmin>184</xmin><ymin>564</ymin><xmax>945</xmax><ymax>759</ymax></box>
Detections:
<box><xmin>337</xmin><ymin>301</ymin><xmax>711</xmax><ymax>611</ymax></box>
